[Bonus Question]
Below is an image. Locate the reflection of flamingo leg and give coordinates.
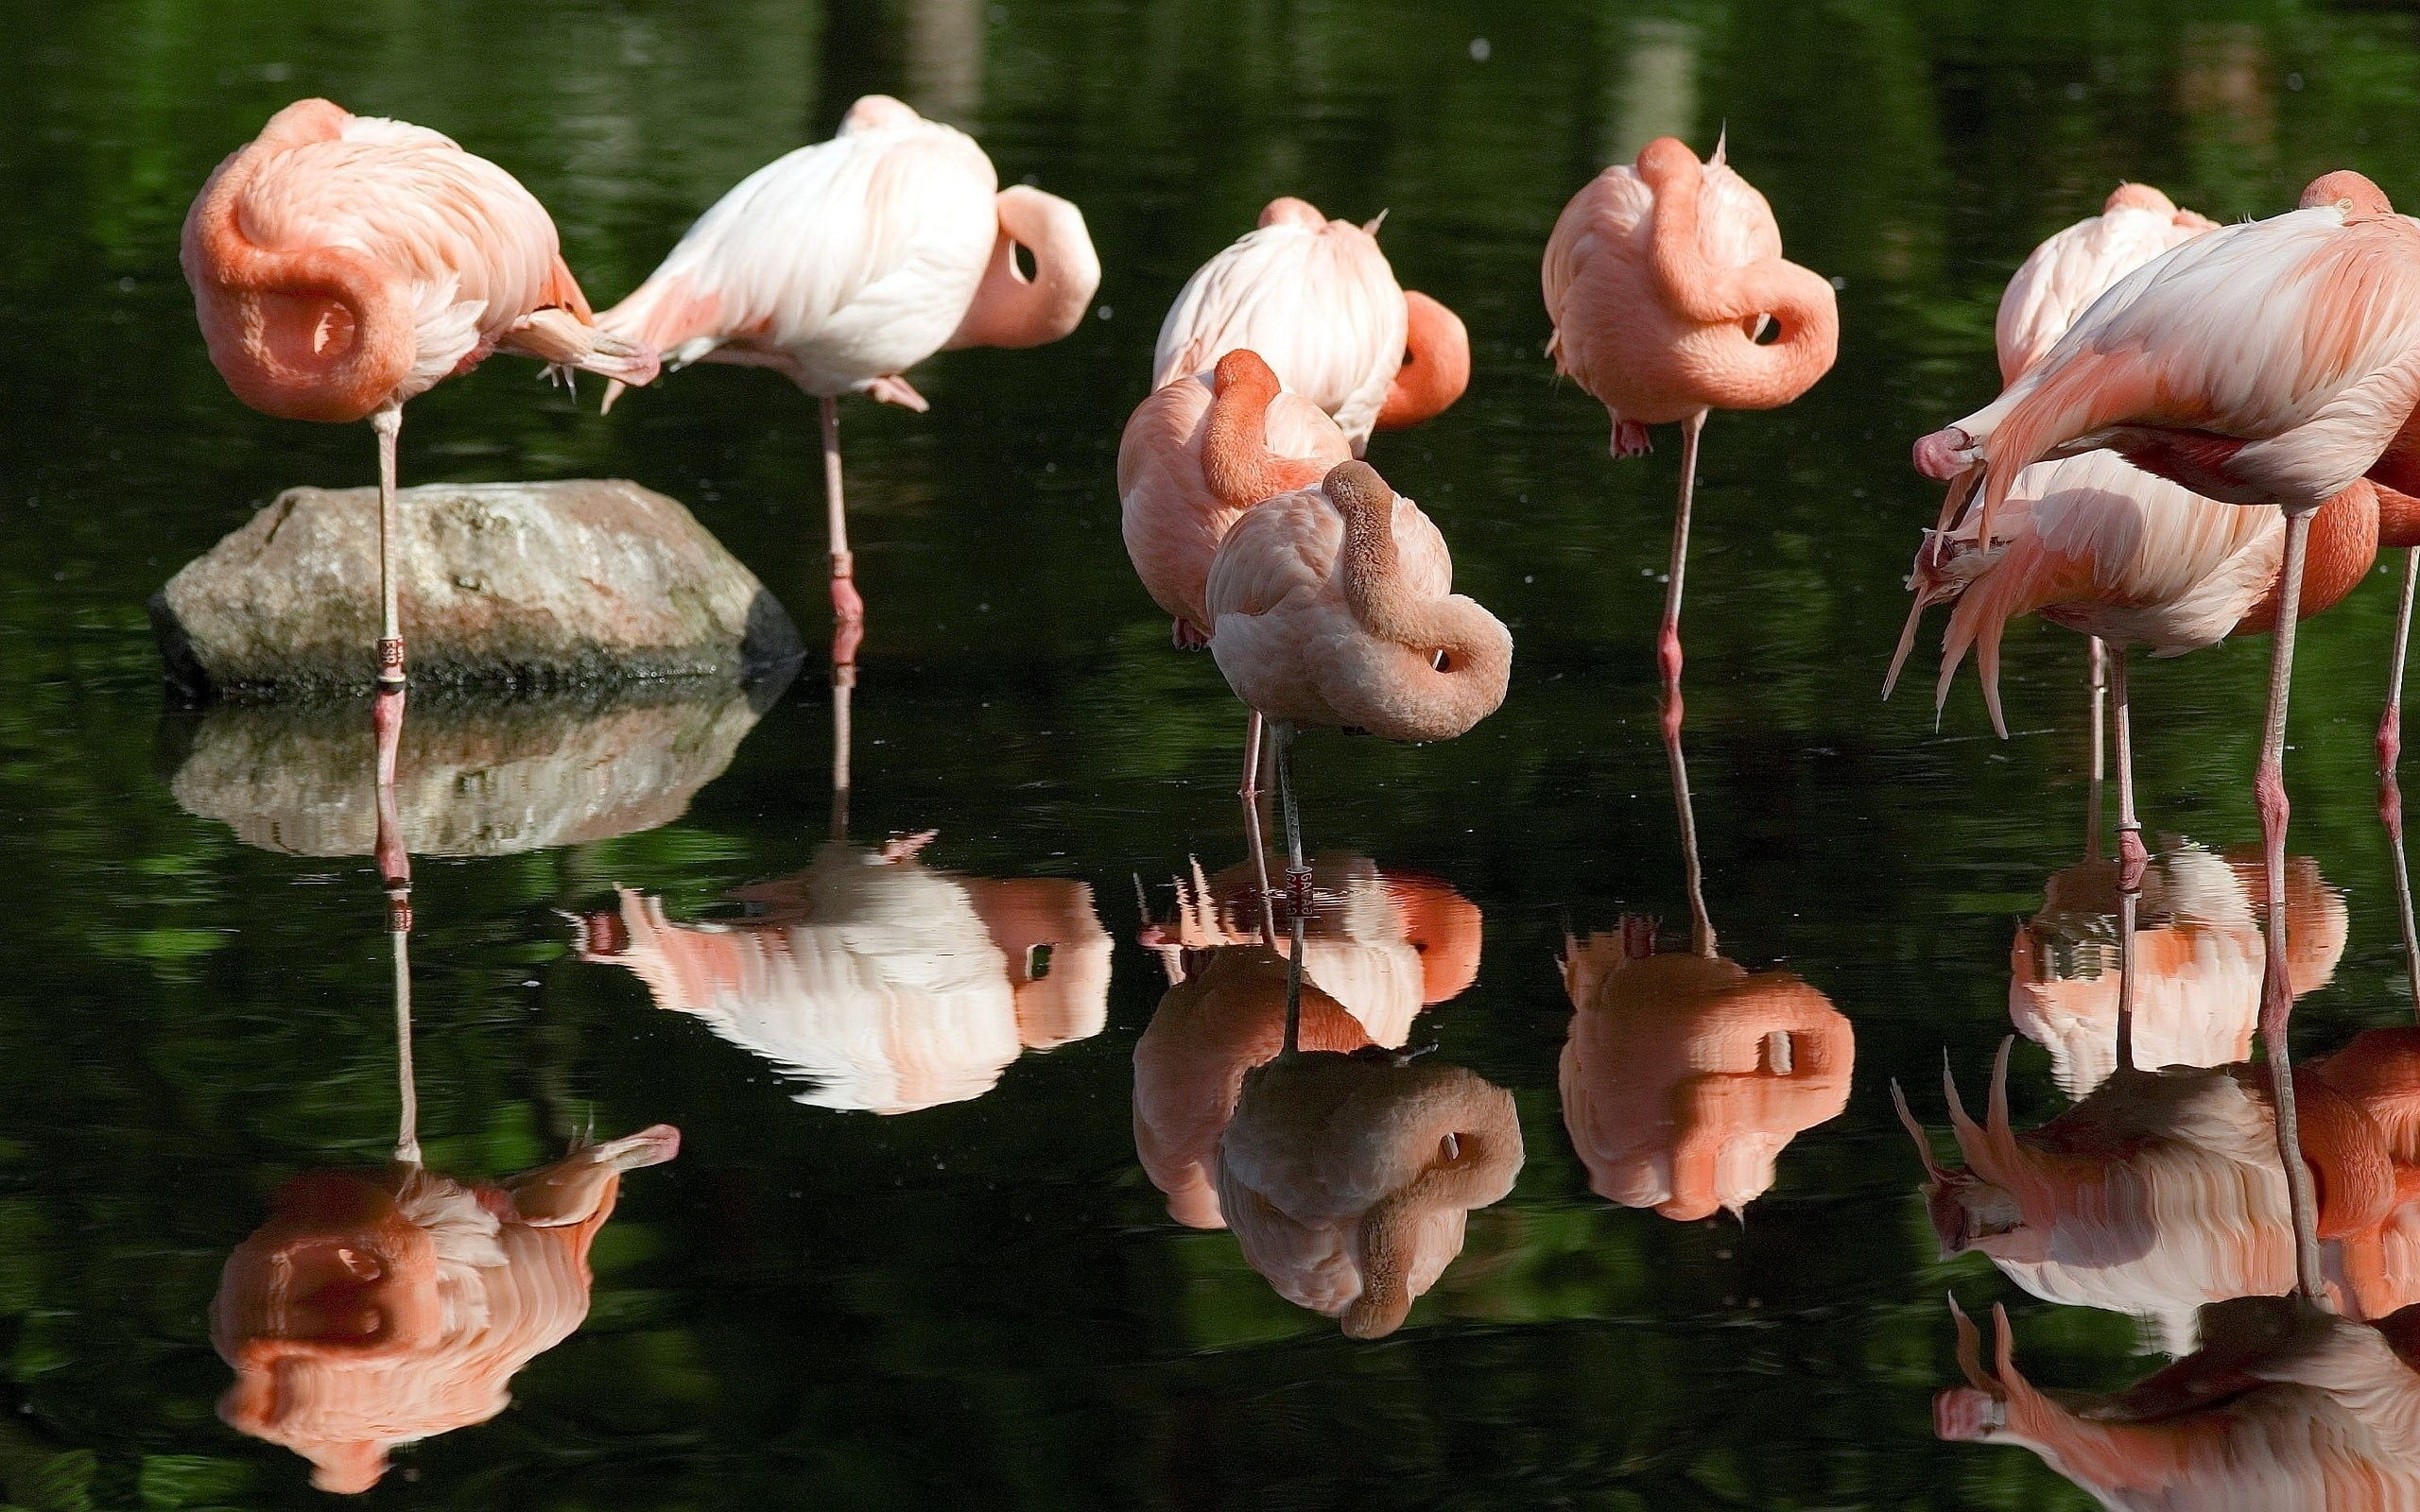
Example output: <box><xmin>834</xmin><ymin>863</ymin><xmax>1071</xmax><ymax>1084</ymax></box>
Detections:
<box><xmin>372</xmin><ymin>683</ymin><xmax>418</xmax><ymax>1166</ymax></box>
<box><xmin>2256</xmin><ymin>507</ymin><xmax>2324</xmax><ymax>1304</ymax></box>
<box><xmin>1274</xmin><ymin>722</ymin><xmax>1308</xmax><ymax>1057</ymax></box>
<box><xmin>2086</xmin><ymin>636</ymin><xmax>2107</xmax><ymax>859</ymax></box>
<box><xmin>2382</xmin><ymin>550</ymin><xmax>2420</xmax><ymax>1022</ymax></box>
<box><xmin>1239</xmin><ymin>782</ymin><xmax>1278</xmax><ymax>948</ymax></box>
<box><xmin>830</xmin><ymin>661</ymin><xmax>854</xmax><ymax>845</ymax></box>
<box><xmin>1660</xmin><ymin>714</ymin><xmax>1717</xmax><ymax>957</ymax></box>
<box><xmin>2112</xmin><ymin>645</ymin><xmax>2143</xmax><ymax>1074</ymax></box>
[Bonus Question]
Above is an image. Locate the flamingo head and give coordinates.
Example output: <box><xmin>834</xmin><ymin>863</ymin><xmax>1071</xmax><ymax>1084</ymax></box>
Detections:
<box><xmin>1258</xmin><ymin>197</ymin><xmax>1326</xmax><ymax>230</ymax></box>
<box><xmin>2301</xmin><ymin>170</ymin><xmax>2394</xmax><ymax>218</ymax></box>
<box><xmin>1212</xmin><ymin>348</ymin><xmax>1282</xmax><ymax>398</ymax></box>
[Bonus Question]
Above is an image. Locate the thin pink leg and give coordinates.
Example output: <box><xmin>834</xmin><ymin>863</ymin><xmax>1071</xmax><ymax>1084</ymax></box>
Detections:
<box><xmin>371</xmin><ymin>677</ymin><xmax>417</xmax><ymax>1166</ymax></box>
<box><xmin>1240</xmin><ymin>710</ymin><xmax>1265</xmax><ymax>799</ymax></box>
<box><xmin>2383</xmin><ymin>548</ymin><xmax>2420</xmax><ymax>1019</ymax></box>
<box><xmin>822</xmin><ymin>396</ymin><xmax>865</xmax><ymax>665</ymax></box>
<box><xmin>2257</xmin><ymin>507</ymin><xmax>2324</xmax><ymax>1304</ymax></box>
<box><xmin>1656</xmin><ymin>409</ymin><xmax>1705</xmax><ymax>735</ymax></box>
<box><xmin>2086</xmin><ymin>636</ymin><xmax>2107</xmax><ymax>859</ymax></box>
<box><xmin>2384</xmin><ymin>547</ymin><xmax>2416</xmax><ymax>771</ymax></box>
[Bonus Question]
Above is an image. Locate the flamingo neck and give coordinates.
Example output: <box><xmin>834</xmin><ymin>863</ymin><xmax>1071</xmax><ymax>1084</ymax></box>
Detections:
<box><xmin>1374</xmin><ymin>290</ymin><xmax>1470</xmax><ymax>431</ymax></box>
<box><xmin>1329</xmin><ymin>473</ymin><xmax>1512</xmax><ymax>730</ymax></box>
<box><xmin>1202</xmin><ymin>368</ymin><xmax>1327</xmax><ymax>507</ymax></box>
<box><xmin>944</xmin><ymin>186</ymin><xmax>1100</xmax><ymax>351</ymax></box>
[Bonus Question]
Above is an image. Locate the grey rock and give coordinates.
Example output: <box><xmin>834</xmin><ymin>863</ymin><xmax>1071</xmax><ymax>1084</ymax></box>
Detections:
<box><xmin>153</xmin><ymin>478</ymin><xmax>802</xmax><ymax>701</ymax></box>
<box><xmin>165</xmin><ymin>679</ymin><xmax>786</xmax><ymax>857</ymax></box>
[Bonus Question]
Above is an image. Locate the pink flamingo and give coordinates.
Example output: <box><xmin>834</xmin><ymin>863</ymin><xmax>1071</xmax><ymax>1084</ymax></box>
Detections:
<box><xmin>1151</xmin><ymin>197</ymin><xmax>1470</xmax><ymax>454</ymax></box>
<box><xmin>1542</xmin><ymin>135</ymin><xmax>1839</xmax><ymax>718</ymax></box>
<box><xmin>1118</xmin><ymin>350</ymin><xmax>1351</xmax><ymax>791</ymax></box>
<box><xmin>182</xmin><ymin>98</ymin><xmax>660</xmax><ymax>691</ymax></box>
<box><xmin>1911</xmin><ymin>171</ymin><xmax>2420</xmax><ymax>1296</ymax></box>
<box><xmin>597</xmin><ymin>95</ymin><xmax>1099</xmax><ymax>659</ymax></box>
<box><xmin>1203</xmin><ymin>458</ymin><xmax>1510</xmax><ymax>1029</ymax></box>
<box><xmin>1994</xmin><ymin>184</ymin><xmax>2217</xmax><ymax>387</ymax></box>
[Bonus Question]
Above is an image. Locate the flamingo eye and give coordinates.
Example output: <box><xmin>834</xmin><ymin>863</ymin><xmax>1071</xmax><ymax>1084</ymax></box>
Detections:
<box><xmin>1431</xmin><ymin>649</ymin><xmax>1449</xmax><ymax>672</ymax></box>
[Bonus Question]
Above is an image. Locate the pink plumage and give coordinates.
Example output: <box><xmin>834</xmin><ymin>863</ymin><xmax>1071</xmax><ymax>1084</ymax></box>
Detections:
<box><xmin>1994</xmin><ymin>183</ymin><xmax>2216</xmax><ymax>387</ymax></box>
<box><xmin>1152</xmin><ymin>197</ymin><xmax>1469</xmax><ymax>453</ymax></box>
<box><xmin>183</xmin><ymin>97</ymin><xmax>657</xmax><ymax>424</ymax></box>
<box><xmin>1204</xmin><ymin>461</ymin><xmax>1510</xmax><ymax>745</ymax></box>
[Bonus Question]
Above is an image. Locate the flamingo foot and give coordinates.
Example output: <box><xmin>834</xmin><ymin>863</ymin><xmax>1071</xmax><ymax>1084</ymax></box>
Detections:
<box><xmin>1172</xmin><ymin>618</ymin><xmax>1211</xmax><ymax>651</ymax></box>
<box><xmin>1612</xmin><ymin>420</ymin><xmax>1652</xmax><ymax>459</ymax></box>
<box><xmin>866</xmin><ymin>375</ymin><xmax>929</xmax><ymax>412</ymax></box>
<box><xmin>1913</xmin><ymin>426</ymin><xmax>1976</xmax><ymax>482</ymax></box>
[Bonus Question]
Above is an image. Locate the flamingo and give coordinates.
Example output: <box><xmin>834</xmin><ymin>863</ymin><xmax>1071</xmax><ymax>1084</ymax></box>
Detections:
<box><xmin>1151</xmin><ymin>197</ymin><xmax>1471</xmax><ymax>454</ymax></box>
<box><xmin>1201</xmin><ymin>457</ymin><xmax>1511</xmax><ymax>1034</ymax></box>
<box><xmin>596</xmin><ymin>94</ymin><xmax>1100</xmax><ymax>661</ymax></box>
<box><xmin>181</xmin><ymin>98</ymin><xmax>660</xmax><ymax>693</ymax></box>
<box><xmin>1910</xmin><ymin>170</ymin><xmax>2420</xmax><ymax>1297</ymax></box>
<box><xmin>1216</xmin><ymin>1047</ymin><xmax>1523</xmax><ymax>1338</ymax></box>
<box><xmin>1994</xmin><ymin>183</ymin><xmax>2217</xmax><ymax>387</ymax></box>
<box><xmin>1542</xmin><ymin>134</ymin><xmax>1839</xmax><ymax>718</ymax></box>
<box><xmin>1937</xmin><ymin>1294</ymin><xmax>2420</xmax><ymax>1510</ymax></box>
<box><xmin>1118</xmin><ymin>349</ymin><xmax>1352</xmax><ymax>792</ymax></box>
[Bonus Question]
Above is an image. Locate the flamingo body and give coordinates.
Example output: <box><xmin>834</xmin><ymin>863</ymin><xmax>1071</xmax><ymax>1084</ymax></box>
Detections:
<box><xmin>1995</xmin><ymin>184</ymin><xmax>2217</xmax><ymax>387</ymax></box>
<box><xmin>1152</xmin><ymin>198</ymin><xmax>1464</xmax><ymax>451</ymax></box>
<box><xmin>1204</xmin><ymin>464</ymin><xmax>1510</xmax><ymax>744</ymax></box>
<box><xmin>1117</xmin><ymin>365</ymin><xmax>1350</xmax><ymax>639</ymax></box>
<box><xmin>183</xmin><ymin>98</ymin><xmax>655</xmax><ymax>424</ymax></box>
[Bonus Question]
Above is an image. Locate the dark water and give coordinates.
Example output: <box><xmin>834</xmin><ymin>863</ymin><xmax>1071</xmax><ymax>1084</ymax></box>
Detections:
<box><xmin>11</xmin><ymin>1</ymin><xmax>2420</xmax><ymax>1507</ymax></box>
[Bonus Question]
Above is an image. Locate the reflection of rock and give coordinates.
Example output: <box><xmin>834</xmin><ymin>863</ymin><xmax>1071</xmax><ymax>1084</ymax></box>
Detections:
<box><xmin>1560</xmin><ymin>920</ymin><xmax>1853</xmax><ymax>1221</ymax></box>
<box><xmin>2013</xmin><ymin>844</ymin><xmax>2344</xmax><ymax>1096</ymax></box>
<box><xmin>213</xmin><ymin>1125</ymin><xmax>679</xmax><ymax>1494</ymax></box>
<box><xmin>1939</xmin><ymin>1296</ymin><xmax>2420</xmax><ymax>1511</ymax></box>
<box><xmin>153</xmin><ymin>479</ymin><xmax>802</xmax><ymax>700</ymax></box>
<box><xmin>1133</xmin><ymin>947</ymin><xmax>1377</xmax><ymax>1228</ymax></box>
<box><xmin>1216</xmin><ymin>1050</ymin><xmax>1522</xmax><ymax>1338</ymax></box>
<box><xmin>1899</xmin><ymin>1039</ymin><xmax>2420</xmax><ymax>1351</ymax></box>
<box><xmin>579</xmin><ymin>841</ymin><xmax>1111</xmax><ymax>1114</ymax></box>
<box><xmin>166</xmin><ymin>681</ymin><xmax>780</xmax><ymax>856</ymax></box>
<box><xmin>1140</xmin><ymin>854</ymin><xmax>1483</xmax><ymax>1047</ymax></box>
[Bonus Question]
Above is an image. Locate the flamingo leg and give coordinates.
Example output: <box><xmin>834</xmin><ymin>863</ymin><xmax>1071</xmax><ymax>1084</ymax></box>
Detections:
<box><xmin>822</xmin><ymin>395</ymin><xmax>865</xmax><ymax>666</ymax></box>
<box><xmin>2258</xmin><ymin>506</ymin><xmax>2324</xmax><ymax>1303</ymax></box>
<box><xmin>1657</xmin><ymin>408</ymin><xmax>1706</xmax><ymax>733</ymax></box>
<box><xmin>2111</xmin><ymin>644</ymin><xmax>2143</xmax><ymax>1074</ymax></box>
<box><xmin>373</xmin><ymin>404</ymin><xmax>406</xmax><ymax>688</ymax></box>
<box><xmin>1240</xmin><ymin>710</ymin><xmax>1265</xmax><ymax>799</ymax></box>
<box><xmin>372</xmin><ymin>682</ymin><xmax>418</xmax><ymax>1166</ymax></box>
<box><xmin>2383</xmin><ymin>547</ymin><xmax>2416</xmax><ymax>772</ymax></box>
<box><xmin>1662</xmin><ymin>715</ymin><xmax>1717</xmax><ymax>958</ymax></box>
<box><xmin>1274</xmin><ymin>721</ymin><xmax>1308</xmax><ymax>1058</ymax></box>
<box><xmin>2086</xmin><ymin>636</ymin><xmax>2107</xmax><ymax>859</ymax></box>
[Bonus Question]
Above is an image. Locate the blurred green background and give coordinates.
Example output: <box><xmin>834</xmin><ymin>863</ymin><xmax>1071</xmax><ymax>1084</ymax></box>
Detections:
<box><xmin>7</xmin><ymin>0</ymin><xmax>2420</xmax><ymax>1506</ymax></box>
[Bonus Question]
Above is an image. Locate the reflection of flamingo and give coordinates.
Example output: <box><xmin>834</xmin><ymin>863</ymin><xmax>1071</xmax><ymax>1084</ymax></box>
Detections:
<box><xmin>213</xmin><ymin>1126</ymin><xmax>680</xmax><ymax>1493</ymax></box>
<box><xmin>578</xmin><ymin>853</ymin><xmax>1111</xmax><ymax>1115</ymax></box>
<box><xmin>1216</xmin><ymin>1049</ymin><xmax>1522</xmax><ymax>1337</ymax></box>
<box><xmin>1204</xmin><ymin>458</ymin><xmax>1510</xmax><ymax>1032</ymax></box>
<box><xmin>1938</xmin><ymin>1295</ymin><xmax>2420</xmax><ymax>1511</ymax></box>
<box><xmin>1137</xmin><ymin>852</ymin><xmax>1482</xmax><ymax>1047</ymax></box>
<box><xmin>1151</xmin><ymin>198</ymin><xmax>1470</xmax><ymax>453</ymax></box>
<box><xmin>1558</xmin><ymin>719</ymin><xmax>1852</xmax><ymax>1219</ymax></box>
<box><xmin>2012</xmin><ymin>843</ymin><xmax>2345</xmax><ymax>1097</ymax></box>
<box><xmin>1893</xmin><ymin>1040</ymin><xmax>2419</xmax><ymax>1349</ymax></box>
<box><xmin>1911</xmin><ymin>170</ymin><xmax>2420</xmax><ymax>1295</ymax></box>
<box><xmin>1119</xmin><ymin>350</ymin><xmax>1352</xmax><ymax>792</ymax></box>
<box><xmin>597</xmin><ymin>94</ymin><xmax>1098</xmax><ymax>656</ymax></box>
<box><xmin>1543</xmin><ymin>135</ymin><xmax>1838</xmax><ymax>715</ymax></box>
<box><xmin>1132</xmin><ymin>946</ymin><xmax>1376</xmax><ymax>1228</ymax></box>
<box><xmin>182</xmin><ymin>98</ymin><xmax>659</xmax><ymax>691</ymax></box>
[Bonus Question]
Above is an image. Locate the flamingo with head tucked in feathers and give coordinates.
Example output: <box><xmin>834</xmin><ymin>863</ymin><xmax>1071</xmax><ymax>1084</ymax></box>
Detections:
<box><xmin>181</xmin><ymin>97</ymin><xmax>660</xmax><ymax>696</ymax></box>
<box><xmin>1543</xmin><ymin>134</ymin><xmax>1840</xmax><ymax>723</ymax></box>
<box><xmin>1152</xmin><ymin>198</ymin><xmax>1470</xmax><ymax>455</ymax></box>
<box><xmin>1910</xmin><ymin>169</ymin><xmax>2420</xmax><ymax>1306</ymax></box>
<box><xmin>597</xmin><ymin>94</ymin><xmax>1099</xmax><ymax>662</ymax></box>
